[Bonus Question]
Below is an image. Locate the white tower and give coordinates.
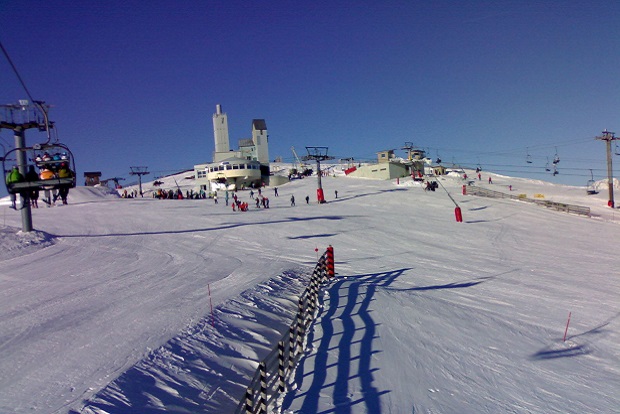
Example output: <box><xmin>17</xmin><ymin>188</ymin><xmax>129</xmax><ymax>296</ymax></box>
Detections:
<box><xmin>252</xmin><ymin>119</ymin><xmax>269</xmax><ymax>164</ymax></box>
<box><xmin>213</xmin><ymin>104</ymin><xmax>230</xmax><ymax>155</ymax></box>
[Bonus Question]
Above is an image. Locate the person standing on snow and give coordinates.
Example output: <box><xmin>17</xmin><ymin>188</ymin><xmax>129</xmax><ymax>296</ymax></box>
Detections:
<box><xmin>290</xmin><ymin>195</ymin><xmax>295</xmax><ymax>206</ymax></box>
<box><xmin>305</xmin><ymin>195</ymin><xmax>310</xmax><ymax>204</ymax></box>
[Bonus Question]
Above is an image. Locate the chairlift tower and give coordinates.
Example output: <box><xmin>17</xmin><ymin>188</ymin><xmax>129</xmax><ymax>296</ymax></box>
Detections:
<box><xmin>595</xmin><ymin>129</ymin><xmax>618</xmax><ymax>208</ymax></box>
<box><xmin>303</xmin><ymin>146</ymin><xmax>334</xmax><ymax>203</ymax></box>
<box><xmin>0</xmin><ymin>100</ymin><xmax>50</xmax><ymax>232</ymax></box>
<box><xmin>129</xmin><ymin>166</ymin><xmax>149</xmax><ymax>196</ymax></box>
<box><xmin>402</xmin><ymin>142</ymin><xmax>414</xmax><ymax>161</ymax></box>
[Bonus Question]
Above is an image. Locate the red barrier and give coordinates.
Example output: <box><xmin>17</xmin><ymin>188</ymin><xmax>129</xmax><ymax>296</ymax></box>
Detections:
<box><xmin>317</xmin><ymin>188</ymin><xmax>325</xmax><ymax>203</ymax></box>
<box><xmin>454</xmin><ymin>206</ymin><xmax>463</xmax><ymax>222</ymax></box>
<box><xmin>326</xmin><ymin>245</ymin><xmax>335</xmax><ymax>277</ymax></box>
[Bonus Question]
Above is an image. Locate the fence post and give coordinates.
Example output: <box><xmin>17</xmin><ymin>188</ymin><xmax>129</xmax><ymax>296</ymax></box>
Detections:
<box><xmin>296</xmin><ymin>301</ymin><xmax>304</xmax><ymax>356</ymax></box>
<box><xmin>289</xmin><ymin>324</ymin><xmax>296</xmax><ymax>373</ymax></box>
<box><xmin>278</xmin><ymin>340</ymin><xmax>286</xmax><ymax>394</ymax></box>
<box><xmin>244</xmin><ymin>387</ymin><xmax>253</xmax><ymax>414</ymax></box>
<box><xmin>259</xmin><ymin>362</ymin><xmax>268</xmax><ymax>414</ymax></box>
<box><xmin>326</xmin><ymin>245</ymin><xmax>335</xmax><ymax>277</ymax></box>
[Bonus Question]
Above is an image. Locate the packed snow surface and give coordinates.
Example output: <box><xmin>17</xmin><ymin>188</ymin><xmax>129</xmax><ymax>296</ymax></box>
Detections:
<box><xmin>0</xmin><ymin>168</ymin><xmax>618</xmax><ymax>413</ymax></box>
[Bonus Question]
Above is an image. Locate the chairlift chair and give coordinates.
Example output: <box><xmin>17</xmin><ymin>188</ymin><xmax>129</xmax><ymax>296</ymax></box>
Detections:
<box><xmin>586</xmin><ymin>169</ymin><xmax>598</xmax><ymax>195</ymax></box>
<box><xmin>526</xmin><ymin>148</ymin><xmax>532</xmax><ymax>164</ymax></box>
<box><xmin>552</xmin><ymin>147</ymin><xmax>560</xmax><ymax>164</ymax></box>
<box><xmin>3</xmin><ymin>142</ymin><xmax>76</xmax><ymax>196</ymax></box>
<box><xmin>545</xmin><ymin>157</ymin><xmax>551</xmax><ymax>172</ymax></box>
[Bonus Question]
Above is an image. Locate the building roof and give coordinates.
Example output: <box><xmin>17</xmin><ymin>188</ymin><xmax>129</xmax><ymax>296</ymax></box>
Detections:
<box><xmin>252</xmin><ymin>119</ymin><xmax>267</xmax><ymax>131</ymax></box>
<box><xmin>238</xmin><ymin>138</ymin><xmax>254</xmax><ymax>147</ymax></box>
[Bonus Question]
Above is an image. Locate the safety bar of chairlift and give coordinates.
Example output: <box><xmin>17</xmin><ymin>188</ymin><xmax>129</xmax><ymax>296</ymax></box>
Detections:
<box><xmin>7</xmin><ymin>177</ymin><xmax>75</xmax><ymax>194</ymax></box>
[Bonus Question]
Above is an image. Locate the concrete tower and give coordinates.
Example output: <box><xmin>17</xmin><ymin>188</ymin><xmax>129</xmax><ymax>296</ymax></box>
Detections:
<box><xmin>252</xmin><ymin>119</ymin><xmax>269</xmax><ymax>164</ymax></box>
<box><xmin>213</xmin><ymin>104</ymin><xmax>230</xmax><ymax>156</ymax></box>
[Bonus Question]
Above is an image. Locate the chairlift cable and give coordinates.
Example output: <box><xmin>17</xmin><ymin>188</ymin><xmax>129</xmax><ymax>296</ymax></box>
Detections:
<box><xmin>0</xmin><ymin>40</ymin><xmax>37</xmax><ymax>106</ymax></box>
<box><xmin>0</xmin><ymin>40</ymin><xmax>53</xmax><ymax>144</ymax></box>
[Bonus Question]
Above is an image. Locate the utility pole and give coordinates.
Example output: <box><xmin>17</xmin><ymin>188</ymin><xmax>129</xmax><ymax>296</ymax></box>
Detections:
<box><xmin>129</xmin><ymin>166</ymin><xmax>149</xmax><ymax>197</ymax></box>
<box><xmin>303</xmin><ymin>147</ymin><xmax>334</xmax><ymax>203</ymax></box>
<box><xmin>595</xmin><ymin>129</ymin><xmax>618</xmax><ymax>208</ymax></box>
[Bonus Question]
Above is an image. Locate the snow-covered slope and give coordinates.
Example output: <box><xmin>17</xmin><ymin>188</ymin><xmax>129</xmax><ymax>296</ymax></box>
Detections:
<box><xmin>0</xmin><ymin>170</ymin><xmax>618</xmax><ymax>413</ymax></box>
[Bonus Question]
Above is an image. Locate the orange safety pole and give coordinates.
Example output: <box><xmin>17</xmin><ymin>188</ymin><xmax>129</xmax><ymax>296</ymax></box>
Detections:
<box><xmin>326</xmin><ymin>245</ymin><xmax>335</xmax><ymax>277</ymax></box>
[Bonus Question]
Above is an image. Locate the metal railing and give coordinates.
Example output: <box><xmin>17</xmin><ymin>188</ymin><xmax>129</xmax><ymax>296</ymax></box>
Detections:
<box><xmin>466</xmin><ymin>185</ymin><xmax>591</xmax><ymax>217</ymax></box>
<box><xmin>234</xmin><ymin>246</ymin><xmax>335</xmax><ymax>414</ymax></box>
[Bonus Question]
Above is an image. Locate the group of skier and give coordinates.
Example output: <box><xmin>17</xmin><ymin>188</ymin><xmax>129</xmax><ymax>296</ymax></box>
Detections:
<box><xmin>5</xmin><ymin>155</ymin><xmax>74</xmax><ymax>208</ymax></box>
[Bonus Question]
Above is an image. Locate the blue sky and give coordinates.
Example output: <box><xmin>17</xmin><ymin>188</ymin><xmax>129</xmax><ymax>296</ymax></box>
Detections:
<box><xmin>1</xmin><ymin>0</ymin><xmax>619</xmax><ymax>187</ymax></box>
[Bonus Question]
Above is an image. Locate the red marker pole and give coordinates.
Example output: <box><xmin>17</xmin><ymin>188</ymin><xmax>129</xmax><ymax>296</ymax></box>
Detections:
<box><xmin>326</xmin><ymin>245</ymin><xmax>335</xmax><ymax>277</ymax></box>
<box><xmin>563</xmin><ymin>312</ymin><xmax>571</xmax><ymax>342</ymax></box>
<box><xmin>454</xmin><ymin>206</ymin><xmax>463</xmax><ymax>222</ymax></box>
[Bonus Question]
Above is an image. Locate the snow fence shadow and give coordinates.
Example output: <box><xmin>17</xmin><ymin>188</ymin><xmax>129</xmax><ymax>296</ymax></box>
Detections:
<box><xmin>282</xmin><ymin>268</ymin><xmax>410</xmax><ymax>414</ymax></box>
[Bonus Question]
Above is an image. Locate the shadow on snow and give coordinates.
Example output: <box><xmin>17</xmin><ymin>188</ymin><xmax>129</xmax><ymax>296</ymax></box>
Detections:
<box><xmin>283</xmin><ymin>268</ymin><xmax>410</xmax><ymax>414</ymax></box>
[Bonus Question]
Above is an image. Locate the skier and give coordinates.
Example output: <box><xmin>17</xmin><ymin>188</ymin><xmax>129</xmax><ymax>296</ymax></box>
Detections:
<box><xmin>6</xmin><ymin>166</ymin><xmax>24</xmax><ymax>209</ymax></box>
<box><xmin>305</xmin><ymin>195</ymin><xmax>310</xmax><ymax>204</ymax></box>
<box><xmin>26</xmin><ymin>165</ymin><xmax>39</xmax><ymax>208</ymax></box>
<box><xmin>274</xmin><ymin>187</ymin><xmax>279</xmax><ymax>197</ymax></box>
<box><xmin>290</xmin><ymin>195</ymin><xmax>295</xmax><ymax>206</ymax></box>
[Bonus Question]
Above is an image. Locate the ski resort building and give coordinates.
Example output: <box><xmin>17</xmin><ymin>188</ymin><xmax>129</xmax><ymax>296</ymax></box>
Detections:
<box><xmin>194</xmin><ymin>105</ymin><xmax>270</xmax><ymax>191</ymax></box>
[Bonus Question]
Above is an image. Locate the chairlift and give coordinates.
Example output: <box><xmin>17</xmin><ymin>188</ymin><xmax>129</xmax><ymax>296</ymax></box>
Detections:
<box><xmin>586</xmin><ymin>169</ymin><xmax>598</xmax><ymax>195</ymax></box>
<box><xmin>526</xmin><ymin>148</ymin><xmax>532</xmax><ymax>164</ymax></box>
<box><xmin>552</xmin><ymin>147</ymin><xmax>560</xmax><ymax>164</ymax></box>
<box><xmin>545</xmin><ymin>157</ymin><xmax>551</xmax><ymax>172</ymax></box>
<box><xmin>435</xmin><ymin>150</ymin><xmax>441</xmax><ymax>164</ymax></box>
<box><xmin>552</xmin><ymin>165</ymin><xmax>559</xmax><ymax>176</ymax></box>
<box><xmin>615</xmin><ymin>142</ymin><xmax>620</xmax><ymax>156</ymax></box>
<box><xmin>3</xmin><ymin>142</ymin><xmax>76</xmax><ymax>196</ymax></box>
